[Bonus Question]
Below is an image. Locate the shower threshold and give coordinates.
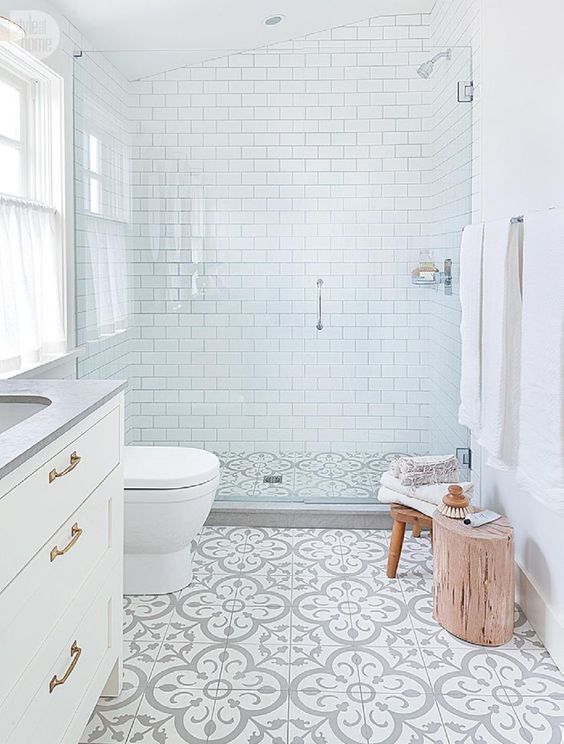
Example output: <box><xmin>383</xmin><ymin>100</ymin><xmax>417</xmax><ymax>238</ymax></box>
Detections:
<box><xmin>208</xmin><ymin>499</ymin><xmax>392</xmax><ymax>529</ymax></box>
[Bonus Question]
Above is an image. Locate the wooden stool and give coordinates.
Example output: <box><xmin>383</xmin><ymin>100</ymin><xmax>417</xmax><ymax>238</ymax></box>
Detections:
<box><xmin>387</xmin><ymin>504</ymin><xmax>433</xmax><ymax>579</ymax></box>
<box><xmin>433</xmin><ymin>510</ymin><xmax>514</xmax><ymax>646</ymax></box>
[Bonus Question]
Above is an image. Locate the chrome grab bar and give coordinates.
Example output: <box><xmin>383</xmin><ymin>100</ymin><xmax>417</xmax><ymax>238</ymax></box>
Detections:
<box><xmin>316</xmin><ymin>278</ymin><xmax>323</xmax><ymax>331</ymax></box>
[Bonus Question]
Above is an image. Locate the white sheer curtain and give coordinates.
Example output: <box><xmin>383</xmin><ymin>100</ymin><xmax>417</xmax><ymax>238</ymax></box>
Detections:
<box><xmin>84</xmin><ymin>216</ymin><xmax>128</xmax><ymax>339</ymax></box>
<box><xmin>0</xmin><ymin>195</ymin><xmax>66</xmax><ymax>373</ymax></box>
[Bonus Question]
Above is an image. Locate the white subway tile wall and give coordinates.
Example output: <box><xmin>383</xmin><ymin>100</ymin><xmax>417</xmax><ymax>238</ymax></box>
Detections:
<box><xmin>70</xmin><ymin>8</ymin><xmax>475</xmax><ymax>469</ymax></box>
<box><xmin>125</xmin><ymin>13</ymin><xmax>467</xmax><ymax>454</ymax></box>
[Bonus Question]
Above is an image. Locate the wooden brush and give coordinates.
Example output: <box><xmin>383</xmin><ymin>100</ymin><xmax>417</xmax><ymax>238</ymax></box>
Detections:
<box><xmin>438</xmin><ymin>485</ymin><xmax>472</xmax><ymax>520</ymax></box>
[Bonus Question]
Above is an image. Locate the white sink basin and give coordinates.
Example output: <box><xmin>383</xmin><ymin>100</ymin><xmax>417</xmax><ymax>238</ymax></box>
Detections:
<box><xmin>0</xmin><ymin>396</ymin><xmax>52</xmax><ymax>435</ymax></box>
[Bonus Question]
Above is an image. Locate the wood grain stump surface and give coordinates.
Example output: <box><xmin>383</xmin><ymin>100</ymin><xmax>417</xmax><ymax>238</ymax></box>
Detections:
<box><xmin>433</xmin><ymin>510</ymin><xmax>515</xmax><ymax>646</ymax></box>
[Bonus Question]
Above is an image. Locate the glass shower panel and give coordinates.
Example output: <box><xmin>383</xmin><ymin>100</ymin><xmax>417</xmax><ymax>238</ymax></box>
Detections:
<box><xmin>74</xmin><ymin>41</ymin><xmax>474</xmax><ymax>506</ymax></box>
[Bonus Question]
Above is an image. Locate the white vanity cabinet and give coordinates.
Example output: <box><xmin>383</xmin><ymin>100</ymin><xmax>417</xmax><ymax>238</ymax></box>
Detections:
<box><xmin>0</xmin><ymin>390</ymin><xmax>124</xmax><ymax>744</ymax></box>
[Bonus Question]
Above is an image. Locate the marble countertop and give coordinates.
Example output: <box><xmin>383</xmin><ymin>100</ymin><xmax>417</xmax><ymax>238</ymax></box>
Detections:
<box><xmin>0</xmin><ymin>379</ymin><xmax>127</xmax><ymax>480</ymax></box>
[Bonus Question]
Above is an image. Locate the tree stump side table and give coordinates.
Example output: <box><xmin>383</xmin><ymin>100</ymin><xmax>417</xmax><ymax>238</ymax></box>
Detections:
<box><xmin>433</xmin><ymin>510</ymin><xmax>515</xmax><ymax>646</ymax></box>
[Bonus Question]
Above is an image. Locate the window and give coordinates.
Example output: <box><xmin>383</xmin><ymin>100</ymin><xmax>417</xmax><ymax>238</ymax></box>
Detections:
<box><xmin>84</xmin><ymin>119</ymin><xmax>128</xmax><ymax>221</ymax></box>
<box><xmin>0</xmin><ymin>73</ymin><xmax>25</xmax><ymax>196</ymax></box>
<box><xmin>0</xmin><ymin>43</ymin><xmax>65</xmax><ymax>374</ymax></box>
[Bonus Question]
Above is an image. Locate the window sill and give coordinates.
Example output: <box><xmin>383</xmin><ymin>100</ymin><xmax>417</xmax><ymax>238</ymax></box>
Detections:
<box><xmin>0</xmin><ymin>348</ymin><xmax>82</xmax><ymax>380</ymax></box>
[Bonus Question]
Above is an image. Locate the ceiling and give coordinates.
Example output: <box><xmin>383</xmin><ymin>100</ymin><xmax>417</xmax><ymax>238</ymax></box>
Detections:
<box><xmin>47</xmin><ymin>0</ymin><xmax>431</xmax><ymax>80</ymax></box>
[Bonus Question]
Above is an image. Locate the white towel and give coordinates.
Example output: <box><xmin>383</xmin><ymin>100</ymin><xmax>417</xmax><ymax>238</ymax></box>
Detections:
<box><xmin>477</xmin><ymin>219</ymin><xmax>523</xmax><ymax>469</ymax></box>
<box><xmin>380</xmin><ymin>472</ymin><xmax>473</xmax><ymax>506</ymax></box>
<box><xmin>377</xmin><ymin>487</ymin><xmax>437</xmax><ymax>518</ymax></box>
<box><xmin>517</xmin><ymin>209</ymin><xmax>564</xmax><ymax>509</ymax></box>
<box><xmin>459</xmin><ymin>223</ymin><xmax>485</xmax><ymax>434</ymax></box>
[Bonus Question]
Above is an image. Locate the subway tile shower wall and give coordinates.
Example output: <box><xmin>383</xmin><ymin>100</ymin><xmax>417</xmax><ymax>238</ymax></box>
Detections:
<box><xmin>127</xmin><ymin>14</ymin><xmax>439</xmax><ymax>453</ymax></box>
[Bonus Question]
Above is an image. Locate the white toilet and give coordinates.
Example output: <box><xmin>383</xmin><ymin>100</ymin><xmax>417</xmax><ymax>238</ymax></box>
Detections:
<box><xmin>123</xmin><ymin>446</ymin><xmax>220</xmax><ymax>595</ymax></box>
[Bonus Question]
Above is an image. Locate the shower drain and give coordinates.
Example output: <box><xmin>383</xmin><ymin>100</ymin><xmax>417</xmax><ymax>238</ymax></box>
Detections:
<box><xmin>263</xmin><ymin>475</ymin><xmax>283</xmax><ymax>484</ymax></box>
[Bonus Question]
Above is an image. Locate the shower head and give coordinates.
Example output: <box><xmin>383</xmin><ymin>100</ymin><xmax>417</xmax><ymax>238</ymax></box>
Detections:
<box><xmin>416</xmin><ymin>48</ymin><xmax>452</xmax><ymax>79</ymax></box>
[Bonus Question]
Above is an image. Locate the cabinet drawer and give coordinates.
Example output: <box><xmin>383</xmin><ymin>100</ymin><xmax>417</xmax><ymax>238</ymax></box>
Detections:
<box><xmin>0</xmin><ymin>405</ymin><xmax>120</xmax><ymax>590</ymax></box>
<box><xmin>0</xmin><ymin>467</ymin><xmax>123</xmax><ymax>706</ymax></box>
<box><xmin>1</xmin><ymin>574</ymin><xmax>121</xmax><ymax>744</ymax></box>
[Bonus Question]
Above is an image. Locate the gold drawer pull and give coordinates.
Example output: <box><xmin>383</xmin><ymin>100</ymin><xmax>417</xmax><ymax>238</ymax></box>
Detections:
<box><xmin>50</xmin><ymin>523</ymin><xmax>83</xmax><ymax>562</ymax></box>
<box><xmin>49</xmin><ymin>451</ymin><xmax>81</xmax><ymax>483</ymax></box>
<box><xmin>49</xmin><ymin>641</ymin><xmax>82</xmax><ymax>693</ymax></box>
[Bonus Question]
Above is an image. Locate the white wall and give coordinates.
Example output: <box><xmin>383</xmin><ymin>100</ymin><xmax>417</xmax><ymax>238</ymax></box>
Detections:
<box><xmin>480</xmin><ymin>0</ymin><xmax>564</xmax><ymax>667</ymax></box>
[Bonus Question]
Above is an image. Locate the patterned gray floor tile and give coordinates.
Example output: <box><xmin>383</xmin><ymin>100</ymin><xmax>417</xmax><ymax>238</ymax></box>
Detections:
<box><xmin>152</xmin><ymin>641</ymin><xmax>226</xmax><ymax>690</ymax></box>
<box><xmin>289</xmin><ymin>689</ymin><xmax>368</xmax><ymax>744</ymax></box>
<box><xmin>87</xmin><ymin>526</ymin><xmax>562</xmax><ymax>744</ymax></box>
<box><xmin>250</xmin><ymin>480</ymin><xmax>297</xmax><ymax>502</ymax></box>
<box><xmin>362</xmin><ymin>693</ymin><xmax>448</xmax><ymax>744</ymax></box>
<box><xmin>291</xmin><ymin>601</ymin><xmax>356</xmax><ymax>647</ymax></box>
<box><xmin>293</xmin><ymin>530</ymin><xmax>346</xmax><ymax>576</ymax></box>
<box><xmin>331</xmin><ymin>471</ymin><xmax>374</xmax><ymax>500</ymax></box>
<box><xmin>127</xmin><ymin>687</ymin><xmax>213</xmax><ymax>743</ymax></box>
<box><xmin>175</xmin><ymin>574</ymin><xmax>241</xmax><ymax>607</ymax></box>
<box><xmin>436</xmin><ymin>693</ymin><xmax>529</xmax><ymax>744</ymax></box>
<box><xmin>290</xmin><ymin>645</ymin><xmax>364</xmax><ymax>696</ymax></box>
<box><xmin>207</xmin><ymin>689</ymin><xmax>289</xmax><ymax>744</ymax></box>
<box><xmin>513</xmin><ymin>605</ymin><xmax>546</xmax><ymax>650</ymax></box>
<box><xmin>494</xmin><ymin>650</ymin><xmax>564</xmax><ymax>699</ymax></box>
<box><xmin>293</xmin><ymin>474</ymin><xmax>335</xmax><ymax>502</ymax></box>
<box><xmin>228</xmin><ymin>603</ymin><xmax>292</xmax><ymax>645</ymax></box>
<box><xmin>123</xmin><ymin>594</ymin><xmax>176</xmax><ymax>642</ymax></box>
<box><xmin>214</xmin><ymin>478</ymin><xmax>259</xmax><ymax>502</ymax></box>
<box><xmin>81</xmin><ymin>698</ymin><xmax>142</xmax><ymax>743</ymax></box>
<box><xmin>511</xmin><ymin>698</ymin><xmax>564</xmax><ymax>744</ymax></box>
<box><xmin>292</xmin><ymin>575</ymin><xmax>351</xmax><ymax>608</ymax></box>
<box><xmin>238</xmin><ymin>528</ymin><xmax>294</xmax><ymax>575</ymax></box>
<box><xmin>166</xmin><ymin>604</ymin><xmax>234</xmax><ymax>645</ymax></box>
<box><xmin>218</xmin><ymin>642</ymin><xmax>291</xmax><ymax>690</ymax></box>
<box><xmin>234</xmin><ymin>572</ymin><xmax>293</xmax><ymax>606</ymax></box>
<box><xmin>81</xmin><ymin>642</ymin><xmax>159</xmax><ymax>743</ymax></box>
<box><xmin>395</xmin><ymin>535</ymin><xmax>434</xmax><ymax>578</ymax></box>
<box><xmin>354</xmin><ymin>645</ymin><xmax>432</xmax><ymax>695</ymax></box>
<box><xmin>192</xmin><ymin>527</ymin><xmax>248</xmax><ymax>574</ymax></box>
<box><xmin>344</xmin><ymin>575</ymin><xmax>404</xmax><ymax>605</ymax></box>
<box><xmin>217</xmin><ymin>452</ymin><xmax>264</xmax><ymax>477</ymax></box>
<box><xmin>423</xmin><ymin>648</ymin><xmax>509</xmax><ymax>698</ymax></box>
<box><xmin>346</xmin><ymin>597</ymin><xmax>418</xmax><ymax>647</ymax></box>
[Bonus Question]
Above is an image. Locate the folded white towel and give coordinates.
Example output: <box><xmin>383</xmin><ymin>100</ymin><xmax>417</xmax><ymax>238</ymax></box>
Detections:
<box><xmin>477</xmin><ymin>219</ymin><xmax>523</xmax><ymax>469</ymax></box>
<box><xmin>459</xmin><ymin>223</ymin><xmax>485</xmax><ymax>434</ymax></box>
<box><xmin>390</xmin><ymin>454</ymin><xmax>459</xmax><ymax>487</ymax></box>
<box><xmin>517</xmin><ymin>209</ymin><xmax>564</xmax><ymax>509</ymax></box>
<box><xmin>377</xmin><ymin>487</ymin><xmax>437</xmax><ymax>518</ymax></box>
<box><xmin>380</xmin><ymin>472</ymin><xmax>474</xmax><ymax>506</ymax></box>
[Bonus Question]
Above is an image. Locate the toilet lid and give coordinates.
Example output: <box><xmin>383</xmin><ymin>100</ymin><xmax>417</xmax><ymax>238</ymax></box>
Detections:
<box><xmin>124</xmin><ymin>446</ymin><xmax>220</xmax><ymax>490</ymax></box>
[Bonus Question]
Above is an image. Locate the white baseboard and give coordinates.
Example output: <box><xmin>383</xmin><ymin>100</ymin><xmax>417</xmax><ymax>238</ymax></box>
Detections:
<box><xmin>516</xmin><ymin>563</ymin><xmax>564</xmax><ymax>672</ymax></box>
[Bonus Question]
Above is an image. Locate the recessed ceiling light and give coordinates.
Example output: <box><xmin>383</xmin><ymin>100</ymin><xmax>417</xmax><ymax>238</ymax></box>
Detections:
<box><xmin>264</xmin><ymin>14</ymin><xmax>285</xmax><ymax>27</ymax></box>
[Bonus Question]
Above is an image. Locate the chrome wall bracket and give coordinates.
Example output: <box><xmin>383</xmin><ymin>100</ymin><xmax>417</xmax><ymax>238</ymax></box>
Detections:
<box><xmin>458</xmin><ymin>81</ymin><xmax>474</xmax><ymax>103</ymax></box>
<box><xmin>441</xmin><ymin>258</ymin><xmax>453</xmax><ymax>295</ymax></box>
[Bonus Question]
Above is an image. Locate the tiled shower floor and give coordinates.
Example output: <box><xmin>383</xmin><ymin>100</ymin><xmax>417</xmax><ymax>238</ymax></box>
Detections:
<box><xmin>82</xmin><ymin>527</ymin><xmax>564</xmax><ymax>744</ymax></box>
<box><xmin>215</xmin><ymin>452</ymin><xmax>407</xmax><ymax>503</ymax></box>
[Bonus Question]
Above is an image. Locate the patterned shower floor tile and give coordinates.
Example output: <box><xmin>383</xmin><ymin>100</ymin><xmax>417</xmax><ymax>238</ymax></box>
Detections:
<box><xmin>214</xmin><ymin>450</ymin><xmax>409</xmax><ymax>503</ymax></box>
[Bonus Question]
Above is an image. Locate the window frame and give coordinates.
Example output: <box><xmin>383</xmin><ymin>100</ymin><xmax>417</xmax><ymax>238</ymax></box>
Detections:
<box><xmin>0</xmin><ymin>67</ymin><xmax>28</xmax><ymax>198</ymax></box>
<box><xmin>0</xmin><ymin>42</ymin><xmax>67</xmax><ymax>371</ymax></box>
